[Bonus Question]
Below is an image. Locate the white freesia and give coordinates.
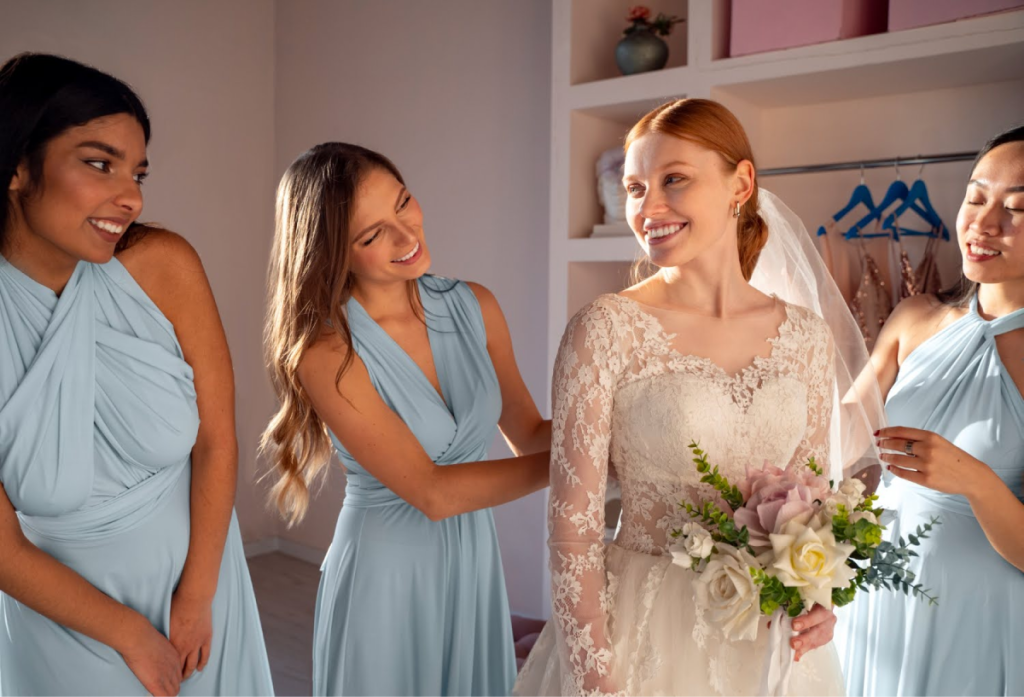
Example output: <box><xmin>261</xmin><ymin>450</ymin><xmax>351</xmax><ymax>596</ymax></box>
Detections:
<box><xmin>693</xmin><ymin>543</ymin><xmax>762</xmax><ymax>642</ymax></box>
<box><xmin>769</xmin><ymin>514</ymin><xmax>857</xmax><ymax>609</ymax></box>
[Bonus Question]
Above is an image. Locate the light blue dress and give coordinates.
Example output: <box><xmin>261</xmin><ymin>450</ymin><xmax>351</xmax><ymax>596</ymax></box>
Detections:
<box><xmin>838</xmin><ymin>295</ymin><xmax>1024</xmax><ymax>696</ymax></box>
<box><xmin>313</xmin><ymin>275</ymin><xmax>516</xmax><ymax>696</ymax></box>
<box><xmin>0</xmin><ymin>256</ymin><xmax>273</xmax><ymax>695</ymax></box>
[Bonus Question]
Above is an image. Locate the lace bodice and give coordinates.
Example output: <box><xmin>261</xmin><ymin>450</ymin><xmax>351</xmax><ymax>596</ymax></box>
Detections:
<box><xmin>548</xmin><ymin>294</ymin><xmax>836</xmax><ymax>696</ymax></box>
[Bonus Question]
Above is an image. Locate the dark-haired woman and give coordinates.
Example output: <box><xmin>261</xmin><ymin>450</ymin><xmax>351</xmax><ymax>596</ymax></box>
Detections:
<box><xmin>0</xmin><ymin>53</ymin><xmax>272</xmax><ymax>696</ymax></box>
<box><xmin>839</xmin><ymin>126</ymin><xmax>1024</xmax><ymax>696</ymax></box>
<box><xmin>263</xmin><ymin>143</ymin><xmax>550</xmax><ymax>695</ymax></box>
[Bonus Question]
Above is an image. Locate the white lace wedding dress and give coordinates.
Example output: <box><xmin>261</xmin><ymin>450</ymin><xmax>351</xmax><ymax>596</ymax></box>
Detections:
<box><xmin>515</xmin><ymin>293</ymin><xmax>846</xmax><ymax>696</ymax></box>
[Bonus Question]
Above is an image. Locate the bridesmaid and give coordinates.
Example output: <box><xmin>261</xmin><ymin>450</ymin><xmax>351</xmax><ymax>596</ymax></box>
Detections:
<box><xmin>263</xmin><ymin>142</ymin><xmax>550</xmax><ymax>696</ymax></box>
<box><xmin>840</xmin><ymin>125</ymin><xmax>1024</xmax><ymax>695</ymax></box>
<box><xmin>0</xmin><ymin>54</ymin><xmax>273</xmax><ymax>695</ymax></box>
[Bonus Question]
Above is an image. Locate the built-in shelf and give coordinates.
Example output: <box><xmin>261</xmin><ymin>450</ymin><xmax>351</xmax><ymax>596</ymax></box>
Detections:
<box><xmin>566</xmin><ymin>236</ymin><xmax>640</xmax><ymax>262</ymax></box>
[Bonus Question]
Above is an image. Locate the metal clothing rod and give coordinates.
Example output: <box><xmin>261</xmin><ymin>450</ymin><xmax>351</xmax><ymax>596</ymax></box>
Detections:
<box><xmin>758</xmin><ymin>151</ymin><xmax>977</xmax><ymax>177</ymax></box>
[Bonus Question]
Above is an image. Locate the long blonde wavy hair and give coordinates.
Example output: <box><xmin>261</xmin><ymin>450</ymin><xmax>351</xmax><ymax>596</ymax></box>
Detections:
<box><xmin>262</xmin><ymin>143</ymin><xmax>415</xmax><ymax>525</ymax></box>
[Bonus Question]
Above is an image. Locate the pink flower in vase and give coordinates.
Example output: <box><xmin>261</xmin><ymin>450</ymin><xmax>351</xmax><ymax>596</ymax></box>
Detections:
<box><xmin>627</xmin><ymin>6</ymin><xmax>651</xmax><ymax>22</ymax></box>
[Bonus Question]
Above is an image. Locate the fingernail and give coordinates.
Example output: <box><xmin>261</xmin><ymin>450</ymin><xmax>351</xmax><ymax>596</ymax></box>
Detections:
<box><xmin>794</xmin><ymin>640</ymin><xmax>803</xmax><ymax>649</ymax></box>
<box><xmin>794</xmin><ymin>622</ymin><xmax>802</xmax><ymax>631</ymax></box>
<box><xmin>873</xmin><ymin>430</ymin><xmax>879</xmax><ymax>436</ymax></box>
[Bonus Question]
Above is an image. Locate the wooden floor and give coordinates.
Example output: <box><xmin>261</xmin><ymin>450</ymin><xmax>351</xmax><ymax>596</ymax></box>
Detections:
<box><xmin>248</xmin><ymin>552</ymin><xmax>320</xmax><ymax>696</ymax></box>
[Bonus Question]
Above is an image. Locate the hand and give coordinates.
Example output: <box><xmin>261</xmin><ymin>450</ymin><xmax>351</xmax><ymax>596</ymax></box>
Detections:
<box><xmin>790</xmin><ymin>604</ymin><xmax>836</xmax><ymax>662</ymax></box>
<box><xmin>120</xmin><ymin>615</ymin><xmax>182</xmax><ymax>696</ymax></box>
<box><xmin>169</xmin><ymin>589</ymin><xmax>213</xmax><ymax>681</ymax></box>
<box><xmin>876</xmin><ymin>426</ymin><xmax>990</xmax><ymax>497</ymax></box>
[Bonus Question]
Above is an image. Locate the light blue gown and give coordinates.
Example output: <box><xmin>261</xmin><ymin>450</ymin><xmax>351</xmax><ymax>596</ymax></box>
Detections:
<box><xmin>313</xmin><ymin>275</ymin><xmax>516</xmax><ymax>696</ymax></box>
<box><xmin>0</xmin><ymin>256</ymin><xmax>273</xmax><ymax>695</ymax></box>
<box><xmin>838</xmin><ymin>295</ymin><xmax>1024</xmax><ymax>696</ymax></box>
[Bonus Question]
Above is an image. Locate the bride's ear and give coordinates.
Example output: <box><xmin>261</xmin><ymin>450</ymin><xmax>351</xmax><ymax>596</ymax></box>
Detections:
<box><xmin>732</xmin><ymin>159</ymin><xmax>756</xmax><ymax>205</ymax></box>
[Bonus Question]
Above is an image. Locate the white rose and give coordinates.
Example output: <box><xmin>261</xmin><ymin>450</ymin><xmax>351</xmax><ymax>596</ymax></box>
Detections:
<box><xmin>769</xmin><ymin>515</ymin><xmax>857</xmax><ymax>609</ymax></box>
<box><xmin>823</xmin><ymin>498</ymin><xmax>841</xmax><ymax>518</ymax></box>
<box><xmin>693</xmin><ymin>543</ymin><xmax>763</xmax><ymax>642</ymax></box>
<box><xmin>838</xmin><ymin>478</ymin><xmax>867</xmax><ymax>507</ymax></box>
<box><xmin>849</xmin><ymin>510</ymin><xmax>878</xmax><ymax>526</ymax></box>
<box><xmin>682</xmin><ymin>522</ymin><xmax>714</xmax><ymax>559</ymax></box>
<box><xmin>670</xmin><ymin>523</ymin><xmax>714</xmax><ymax>569</ymax></box>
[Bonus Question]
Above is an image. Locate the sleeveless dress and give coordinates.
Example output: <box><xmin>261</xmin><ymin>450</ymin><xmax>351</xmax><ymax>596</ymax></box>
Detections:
<box><xmin>837</xmin><ymin>296</ymin><xmax>1024</xmax><ymax>696</ymax></box>
<box><xmin>515</xmin><ymin>294</ymin><xmax>845</xmax><ymax>696</ymax></box>
<box><xmin>312</xmin><ymin>275</ymin><xmax>517</xmax><ymax>696</ymax></box>
<box><xmin>0</xmin><ymin>256</ymin><xmax>273</xmax><ymax>695</ymax></box>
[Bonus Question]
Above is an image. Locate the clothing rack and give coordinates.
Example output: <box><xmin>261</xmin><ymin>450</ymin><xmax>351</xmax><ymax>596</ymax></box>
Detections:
<box><xmin>758</xmin><ymin>152</ymin><xmax>977</xmax><ymax>177</ymax></box>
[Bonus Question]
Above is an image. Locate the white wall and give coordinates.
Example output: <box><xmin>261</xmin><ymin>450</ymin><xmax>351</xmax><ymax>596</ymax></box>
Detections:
<box><xmin>0</xmin><ymin>0</ymin><xmax>281</xmax><ymax>543</ymax></box>
<box><xmin>273</xmin><ymin>0</ymin><xmax>553</xmax><ymax>616</ymax></box>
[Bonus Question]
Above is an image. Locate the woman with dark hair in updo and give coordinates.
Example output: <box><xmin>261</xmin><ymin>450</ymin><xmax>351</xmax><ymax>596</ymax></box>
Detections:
<box><xmin>0</xmin><ymin>53</ymin><xmax>272</xmax><ymax>696</ymax></box>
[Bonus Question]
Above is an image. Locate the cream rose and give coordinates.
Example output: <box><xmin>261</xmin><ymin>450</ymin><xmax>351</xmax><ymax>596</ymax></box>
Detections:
<box><xmin>769</xmin><ymin>515</ymin><xmax>857</xmax><ymax>609</ymax></box>
<box><xmin>693</xmin><ymin>543</ymin><xmax>762</xmax><ymax>641</ymax></box>
<box><xmin>850</xmin><ymin>510</ymin><xmax>878</xmax><ymax>526</ymax></box>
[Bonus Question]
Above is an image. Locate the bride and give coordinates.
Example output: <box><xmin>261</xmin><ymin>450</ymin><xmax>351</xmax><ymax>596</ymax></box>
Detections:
<box><xmin>515</xmin><ymin>98</ymin><xmax>883</xmax><ymax>696</ymax></box>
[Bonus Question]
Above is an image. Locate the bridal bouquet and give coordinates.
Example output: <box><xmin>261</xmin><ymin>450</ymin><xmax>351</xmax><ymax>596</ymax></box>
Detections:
<box><xmin>669</xmin><ymin>442</ymin><xmax>936</xmax><ymax>691</ymax></box>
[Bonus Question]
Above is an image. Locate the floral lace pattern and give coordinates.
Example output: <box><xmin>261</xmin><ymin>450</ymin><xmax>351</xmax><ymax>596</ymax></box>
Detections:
<box><xmin>548</xmin><ymin>294</ymin><xmax>835</xmax><ymax>695</ymax></box>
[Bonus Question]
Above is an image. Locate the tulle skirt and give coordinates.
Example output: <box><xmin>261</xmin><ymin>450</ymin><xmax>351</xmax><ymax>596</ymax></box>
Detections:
<box><xmin>515</xmin><ymin>543</ymin><xmax>845</xmax><ymax>696</ymax></box>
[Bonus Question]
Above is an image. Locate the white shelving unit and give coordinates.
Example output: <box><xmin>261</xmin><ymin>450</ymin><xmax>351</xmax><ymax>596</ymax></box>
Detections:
<box><xmin>541</xmin><ymin>0</ymin><xmax>1024</xmax><ymax>614</ymax></box>
<box><xmin>548</xmin><ymin>0</ymin><xmax>1024</xmax><ymax>377</ymax></box>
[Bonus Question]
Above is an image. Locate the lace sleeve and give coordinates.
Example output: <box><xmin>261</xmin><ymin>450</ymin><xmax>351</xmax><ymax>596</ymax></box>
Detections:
<box><xmin>548</xmin><ymin>300</ymin><xmax>623</xmax><ymax>696</ymax></box>
<box><xmin>789</xmin><ymin>313</ymin><xmax>836</xmax><ymax>472</ymax></box>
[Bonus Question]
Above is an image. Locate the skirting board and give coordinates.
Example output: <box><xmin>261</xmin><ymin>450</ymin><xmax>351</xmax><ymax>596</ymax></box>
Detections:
<box><xmin>243</xmin><ymin>536</ymin><xmax>326</xmax><ymax>567</ymax></box>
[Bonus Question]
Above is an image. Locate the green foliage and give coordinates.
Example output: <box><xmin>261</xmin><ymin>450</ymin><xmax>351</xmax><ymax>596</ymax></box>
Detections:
<box><xmin>750</xmin><ymin>567</ymin><xmax>805</xmax><ymax>617</ymax></box>
<box><xmin>688</xmin><ymin>441</ymin><xmax>744</xmax><ymax>510</ymax></box>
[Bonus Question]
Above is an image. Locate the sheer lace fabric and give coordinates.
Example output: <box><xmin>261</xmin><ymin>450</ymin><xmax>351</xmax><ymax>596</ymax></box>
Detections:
<box><xmin>534</xmin><ymin>293</ymin><xmax>843</xmax><ymax>696</ymax></box>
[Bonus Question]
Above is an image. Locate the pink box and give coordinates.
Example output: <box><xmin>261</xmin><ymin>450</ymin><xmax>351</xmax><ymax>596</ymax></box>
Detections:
<box><xmin>729</xmin><ymin>0</ymin><xmax>889</xmax><ymax>57</ymax></box>
<box><xmin>889</xmin><ymin>0</ymin><xmax>1024</xmax><ymax>31</ymax></box>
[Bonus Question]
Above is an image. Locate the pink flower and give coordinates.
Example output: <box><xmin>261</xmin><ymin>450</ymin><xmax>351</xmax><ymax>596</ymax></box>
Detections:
<box><xmin>627</xmin><ymin>5</ymin><xmax>651</xmax><ymax>22</ymax></box>
<box><xmin>734</xmin><ymin>462</ymin><xmax>832</xmax><ymax>553</ymax></box>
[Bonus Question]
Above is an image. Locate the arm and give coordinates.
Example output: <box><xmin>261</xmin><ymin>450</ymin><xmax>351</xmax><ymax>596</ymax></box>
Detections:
<box><xmin>121</xmin><ymin>231</ymin><xmax>236</xmax><ymax>678</ymax></box>
<box><xmin>848</xmin><ymin>295</ymin><xmax>946</xmax><ymax>493</ymax></box>
<box><xmin>548</xmin><ymin>303</ymin><xmax>619</xmax><ymax>696</ymax></box>
<box><xmin>0</xmin><ymin>485</ymin><xmax>181</xmax><ymax>695</ymax></box>
<box><xmin>878</xmin><ymin>426</ymin><xmax>1024</xmax><ymax>571</ymax></box>
<box><xmin>299</xmin><ymin>332</ymin><xmax>547</xmax><ymax>522</ymax></box>
<box><xmin>467</xmin><ymin>282</ymin><xmax>550</xmax><ymax>455</ymax></box>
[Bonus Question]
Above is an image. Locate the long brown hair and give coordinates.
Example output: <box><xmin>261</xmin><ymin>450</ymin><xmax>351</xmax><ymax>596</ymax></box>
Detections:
<box><xmin>262</xmin><ymin>142</ymin><xmax>413</xmax><ymax>525</ymax></box>
<box><xmin>624</xmin><ymin>98</ymin><xmax>767</xmax><ymax>280</ymax></box>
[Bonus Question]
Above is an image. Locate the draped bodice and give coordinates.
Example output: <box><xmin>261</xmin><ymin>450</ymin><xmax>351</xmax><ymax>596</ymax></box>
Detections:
<box><xmin>885</xmin><ymin>295</ymin><xmax>1024</xmax><ymax>514</ymax></box>
<box><xmin>328</xmin><ymin>276</ymin><xmax>501</xmax><ymax>507</ymax></box>
<box><xmin>0</xmin><ymin>256</ymin><xmax>198</xmax><ymax>539</ymax></box>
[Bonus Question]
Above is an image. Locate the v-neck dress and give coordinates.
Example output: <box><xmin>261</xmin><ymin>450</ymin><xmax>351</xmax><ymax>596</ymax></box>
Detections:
<box><xmin>837</xmin><ymin>296</ymin><xmax>1024</xmax><ymax>696</ymax></box>
<box><xmin>312</xmin><ymin>275</ymin><xmax>516</xmax><ymax>696</ymax></box>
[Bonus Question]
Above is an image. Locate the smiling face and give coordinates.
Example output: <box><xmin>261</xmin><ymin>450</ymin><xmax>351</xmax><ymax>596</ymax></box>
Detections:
<box><xmin>623</xmin><ymin>132</ymin><xmax>750</xmax><ymax>271</ymax></box>
<box><xmin>957</xmin><ymin>141</ymin><xmax>1024</xmax><ymax>286</ymax></box>
<box><xmin>5</xmin><ymin>113</ymin><xmax>148</xmax><ymax>265</ymax></box>
<box><xmin>347</xmin><ymin>167</ymin><xmax>430</xmax><ymax>288</ymax></box>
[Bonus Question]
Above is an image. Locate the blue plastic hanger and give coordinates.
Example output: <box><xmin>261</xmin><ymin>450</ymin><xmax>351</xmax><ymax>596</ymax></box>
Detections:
<box><xmin>881</xmin><ymin>166</ymin><xmax>950</xmax><ymax>240</ymax></box>
<box><xmin>817</xmin><ymin>165</ymin><xmax>876</xmax><ymax>236</ymax></box>
<box><xmin>845</xmin><ymin>159</ymin><xmax>908</xmax><ymax>240</ymax></box>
